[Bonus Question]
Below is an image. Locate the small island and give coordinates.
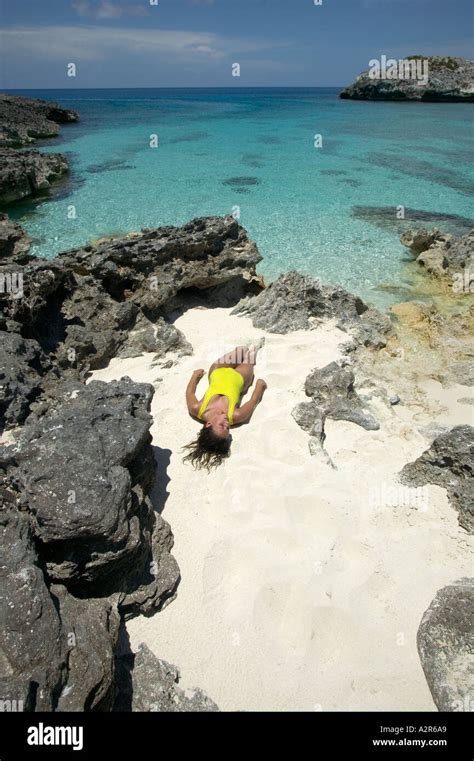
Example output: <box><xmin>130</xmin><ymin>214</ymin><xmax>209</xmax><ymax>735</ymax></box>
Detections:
<box><xmin>340</xmin><ymin>56</ymin><xmax>474</xmax><ymax>101</ymax></box>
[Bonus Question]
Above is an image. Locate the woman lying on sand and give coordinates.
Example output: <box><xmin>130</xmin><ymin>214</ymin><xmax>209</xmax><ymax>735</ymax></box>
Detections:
<box><xmin>183</xmin><ymin>342</ymin><xmax>267</xmax><ymax>470</ymax></box>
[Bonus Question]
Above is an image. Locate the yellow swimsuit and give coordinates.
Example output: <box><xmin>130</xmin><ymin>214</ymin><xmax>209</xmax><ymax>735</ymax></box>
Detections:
<box><xmin>197</xmin><ymin>367</ymin><xmax>244</xmax><ymax>425</ymax></box>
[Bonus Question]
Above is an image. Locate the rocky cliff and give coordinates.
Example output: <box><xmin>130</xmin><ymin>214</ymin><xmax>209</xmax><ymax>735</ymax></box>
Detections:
<box><xmin>0</xmin><ymin>94</ymin><xmax>79</xmax><ymax>204</ymax></box>
<box><xmin>340</xmin><ymin>56</ymin><xmax>474</xmax><ymax>102</ymax></box>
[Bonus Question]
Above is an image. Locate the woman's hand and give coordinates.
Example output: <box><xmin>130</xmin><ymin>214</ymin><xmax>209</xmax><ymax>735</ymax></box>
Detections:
<box><xmin>256</xmin><ymin>379</ymin><xmax>267</xmax><ymax>391</ymax></box>
<box><xmin>193</xmin><ymin>368</ymin><xmax>205</xmax><ymax>381</ymax></box>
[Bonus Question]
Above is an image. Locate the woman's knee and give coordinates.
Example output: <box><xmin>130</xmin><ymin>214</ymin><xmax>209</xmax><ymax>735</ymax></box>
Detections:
<box><xmin>217</xmin><ymin>345</ymin><xmax>247</xmax><ymax>366</ymax></box>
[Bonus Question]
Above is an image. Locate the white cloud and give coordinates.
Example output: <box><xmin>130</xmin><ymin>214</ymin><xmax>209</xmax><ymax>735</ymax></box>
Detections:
<box><xmin>1</xmin><ymin>26</ymin><xmax>224</xmax><ymax>62</ymax></box>
<box><xmin>1</xmin><ymin>25</ymin><xmax>289</xmax><ymax>64</ymax></box>
<box><xmin>72</xmin><ymin>0</ymin><xmax>150</xmax><ymax>18</ymax></box>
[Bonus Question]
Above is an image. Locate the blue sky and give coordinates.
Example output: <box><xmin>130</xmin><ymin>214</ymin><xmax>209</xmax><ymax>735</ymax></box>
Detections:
<box><xmin>0</xmin><ymin>0</ymin><xmax>472</xmax><ymax>88</ymax></box>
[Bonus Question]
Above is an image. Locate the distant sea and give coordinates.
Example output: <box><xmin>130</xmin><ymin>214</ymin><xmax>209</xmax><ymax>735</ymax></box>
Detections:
<box><xmin>5</xmin><ymin>87</ymin><xmax>474</xmax><ymax>308</ymax></box>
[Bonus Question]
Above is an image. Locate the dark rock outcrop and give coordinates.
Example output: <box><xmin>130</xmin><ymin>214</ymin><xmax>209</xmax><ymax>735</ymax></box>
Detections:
<box><xmin>0</xmin><ymin>94</ymin><xmax>79</xmax><ymax>148</ymax></box>
<box><xmin>52</xmin><ymin>585</ymin><xmax>121</xmax><ymax>712</ymax></box>
<box><xmin>0</xmin><ymin>215</ymin><xmax>262</xmax><ymax>432</ymax></box>
<box><xmin>400</xmin><ymin>425</ymin><xmax>474</xmax><ymax>533</ymax></box>
<box><xmin>115</xmin><ymin>644</ymin><xmax>219</xmax><ymax>712</ymax></box>
<box><xmin>0</xmin><ymin>379</ymin><xmax>183</xmax><ymax>711</ymax></box>
<box><xmin>0</xmin><ymin>332</ymin><xmax>54</xmax><ymax>430</ymax></box>
<box><xmin>0</xmin><ymin>508</ymin><xmax>65</xmax><ymax>711</ymax></box>
<box><xmin>340</xmin><ymin>56</ymin><xmax>474</xmax><ymax>102</ymax></box>
<box><xmin>0</xmin><ymin>94</ymin><xmax>78</xmax><ymax>205</ymax></box>
<box><xmin>417</xmin><ymin>579</ymin><xmax>474</xmax><ymax>712</ymax></box>
<box><xmin>292</xmin><ymin>360</ymin><xmax>379</xmax><ymax>465</ymax></box>
<box><xmin>400</xmin><ymin>227</ymin><xmax>474</xmax><ymax>289</ymax></box>
<box><xmin>117</xmin><ymin>315</ymin><xmax>192</xmax><ymax>361</ymax></box>
<box><xmin>3</xmin><ymin>378</ymin><xmax>180</xmax><ymax>610</ymax></box>
<box><xmin>231</xmin><ymin>270</ymin><xmax>393</xmax><ymax>349</ymax></box>
<box><xmin>0</xmin><ymin>147</ymin><xmax>70</xmax><ymax>205</ymax></box>
<box><xmin>0</xmin><ymin>213</ymin><xmax>31</xmax><ymax>261</ymax></box>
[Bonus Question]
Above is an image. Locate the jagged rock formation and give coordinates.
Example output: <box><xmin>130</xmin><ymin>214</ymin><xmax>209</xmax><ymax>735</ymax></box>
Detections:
<box><xmin>0</xmin><ymin>94</ymin><xmax>79</xmax><ymax>205</ymax></box>
<box><xmin>5</xmin><ymin>380</ymin><xmax>178</xmax><ymax>607</ymax></box>
<box><xmin>417</xmin><ymin>579</ymin><xmax>474</xmax><ymax>712</ymax></box>
<box><xmin>400</xmin><ymin>227</ymin><xmax>474</xmax><ymax>289</ymax></box>
<box><xmin>0</xmin><ymin>148</ymin><xmax>70</xmax><ymax>205</ymax></box>
<box><xmin>0</xmin><ymin>94</ymin><xmax>79</xmax><ymax>148</ymax></box>
<box><xmin>0</xmin><ymin>332</ymin><xmax>54</xmax><ymax>430</ymax></box>
<box><xmin>0</xmin><ymin>213</ymin><xmax>31</xmax><ymax>261</ymax></box>
<box><xmin>0</xmin><ymin>215</ymin><xmax>263</xmax><ymax>432</ymax></box>
<box><xmin>0</xmin><ymin>508</ymin><xmax>65</xmax><ymax>711</ymax></box>
<box><xmin>115</xmin><ymin>644</ymin><xmax>219</xmax><ymax>712</ymax></box>
<box><xmin>231</xmin><ymin>270</ymin><xmax>393</xmax><ymax>349</ymax></box>
<box><xmin>0</xmin><ymin>379</ymin><xmax>186</xmax><ymax>711</ymax></box>
<box><xmin>292</xmin><ymin>361</ymin><xmax>379</xmax><ymax>465</ymax></box>
<box><xmin>400</xmin><ymin>425</ymin><xmax>474</xmax><ymax>533</ymax></box>
<box><xmin>340</xmin><ymin>56</ymin><xmax>474</xmax><ymax>101</ymax></box>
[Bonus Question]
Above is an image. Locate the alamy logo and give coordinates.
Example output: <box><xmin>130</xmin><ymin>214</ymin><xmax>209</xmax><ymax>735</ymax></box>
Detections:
<box><xmin>452</xmin><ymin>267</ymin><xmax>474</xmax><ymax>294</ymax></box>
<box><xmin>368</xmin><ymin>56</ymin><xmax>429</xmax><ymax>85</ymax></box>
<box><xmin>27</xmin><ymin>723</ymin><xmax>84</xmax><ymax>752</ymax></box>
<box><xmin>0</xmin><ymin>699</ymin><xmax>23</xmax><ymax>712</ymax></box>
<box><xmin>0</xmin><ymin>271</ymin><xmax>24</xmax><ymax>299</ymax></box>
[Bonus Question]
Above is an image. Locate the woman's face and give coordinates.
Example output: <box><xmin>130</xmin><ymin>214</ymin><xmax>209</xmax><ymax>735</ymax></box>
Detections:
<box><xmin>206</xmin><ymin>411</ymin><xmax>230</xmax><ymax>439</ymax></box>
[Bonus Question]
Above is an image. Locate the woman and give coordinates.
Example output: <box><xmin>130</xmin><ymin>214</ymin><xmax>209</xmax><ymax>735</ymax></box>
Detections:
<box><xmin>183</xmin><ymin>343</ymin><xmax>267</xmax><ymax>471</ymax></box>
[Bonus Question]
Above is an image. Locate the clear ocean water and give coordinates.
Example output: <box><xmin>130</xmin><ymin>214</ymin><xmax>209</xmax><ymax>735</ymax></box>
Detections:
<box><xmin>5</xmin><ymin>88</ymin><xmax>474</xmax><ymax>309</ymax></box>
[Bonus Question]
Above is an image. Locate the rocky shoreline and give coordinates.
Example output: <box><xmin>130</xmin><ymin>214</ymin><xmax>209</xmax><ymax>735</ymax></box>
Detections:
<box><xmin>0</xmin><ymin>94</ymin><xmax>78</xmax><ymax>205</ymax></box>
<box><xmin>339</xmin><ymin>56</ymin><xmax>474</xmax><ymax>101</ymax></box>
<box><xmin>0</xmin><ymin>95</ymin><xmax>472</xmax><ymax>713</ymax></box>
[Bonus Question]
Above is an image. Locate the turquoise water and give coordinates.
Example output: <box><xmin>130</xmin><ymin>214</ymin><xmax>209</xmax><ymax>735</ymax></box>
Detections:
<box><xmin>5</xmin><ymin>88</ymin><xmax>474</xmax><ymax>308</ymax></box>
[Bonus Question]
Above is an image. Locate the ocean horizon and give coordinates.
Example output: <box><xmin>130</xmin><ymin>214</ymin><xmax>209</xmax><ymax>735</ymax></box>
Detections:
<box><xmin>5</xmin><ymin>86</ymin><xmax>474</xmax><ymax>309</ymax></box>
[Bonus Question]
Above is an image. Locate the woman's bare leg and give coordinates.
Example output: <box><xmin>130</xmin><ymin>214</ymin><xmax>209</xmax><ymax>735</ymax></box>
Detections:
<box><xmin>235</xmin><ymin>345</ymin><xmax>264</xmax><ymax>394</ymax></box>
<box><xmin>208</xmin><ymin>345</ymin><xmax>247</xmax><ymax>378</ymax></box>
<box><xmin>208</xmin><ymin>341</ymin><xmax>264</xmax><ymax>386</ymax></box>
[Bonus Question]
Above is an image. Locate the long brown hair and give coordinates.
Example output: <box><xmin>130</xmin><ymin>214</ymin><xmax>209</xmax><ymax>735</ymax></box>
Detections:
<box><xmin>182</xmin><ymin>425</ymin><xmax>231</xmax><ymax>471</ymax></box>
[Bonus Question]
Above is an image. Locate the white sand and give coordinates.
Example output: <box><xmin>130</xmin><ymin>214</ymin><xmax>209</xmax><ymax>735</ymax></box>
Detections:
<box><xmin>90</xmin><ymin>307</ymin><xmax>473</xmax><ymax>712</ymax></box>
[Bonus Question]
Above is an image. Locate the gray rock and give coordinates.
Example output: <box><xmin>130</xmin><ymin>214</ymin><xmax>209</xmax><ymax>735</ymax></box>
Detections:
<box><xmin>56</xmin><ymin>279</ymin><xmax>139</xmax><ymax>370</ymax></box>
<box><xmin>5</xmin><ymin>378</ymin><xmax>180</xmax><ymax>609</ymax></box>
<box><xmin>0</xmin><ymin>676</ymin><xmax>37</xmax><ymax>712</ymax></box>
<box><xmin>417</xmin><ymin>578</ymin><xmax>474</xmax><ymax>712</ymax></box>
<box><xmin>340</xmin><ymin>56</ymin><xmax>474</xmax><ymax>102</ymax></box>
<box><xmin>231</xmin><ymin>271</ymin><xmax>393</xmax><ymax>348</ymax></box>
<box><xmin>53</xmin><ymin>585</ymin><xmax>121</xmax><ymax>712</ymax></box>
<box><xmin>0</xmin><ymin>376</ymin><xmax>186</xmax><ymax>711</ymax></box>
<box><xmin>118</xmin><ymin>644</ymin><xmax>219</xmax><ymax>712</ymax></box>
<box><xmin>304</xmin><ymin>361</ymin><xmax>380</xmax><ymax>431</ymax></box>
<box><xmin>0</xmin><ymin>148</ymin><xmax>70</xmax><ymax>205</ymax></box>
<box><xmin>0</xmin><ymin>332</ymin><xmax>53</xmax><ymax>431</ymax></box>
<box><xmin>0</xmin><ymin>214</ymin><xmax>32</xmax><ymax>262</ymax></box>
<box><xmin>292</xmin><ymin>361</ymin><xmax>379</xmax><ymax>465</ymax></box>
<box><xmin>451</xmin><ymin>360</ymin><xmax>474</xmax><ymax>386</ymax></box>
<box><xmin>400</xmin><ymin>227</ymin><xmax>474</xmax><ymax>286</ymax></box>
<box><xmin>400</xmin><ymin>425</ymin><xmax>474</xmax><ymax>533</ymax></box>
<box><xmin>400</xmin><ymin>228</ymin><xmax>440</xmax><ymax>255</ymax></box>
<box><xmin>0</xmin><ymin>93</ymin><xmax>79</xmax><ymax>148</ymax></box>
<box><xmin>117</xmin><ymin>315</ymin><xmax>193</xmax><ymax>361</ymax></box>
<box><xmin>0</xmin><ymin>508</ymin><xmax>65</xmax><ymax>711</ymax></box>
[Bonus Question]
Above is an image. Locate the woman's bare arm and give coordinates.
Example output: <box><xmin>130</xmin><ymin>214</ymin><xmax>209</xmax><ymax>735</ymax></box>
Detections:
<box><xmin>232</xmin><ymin>379</ymin><xmax>267</xmax><ymax>425</ymax></box>
<box><xmin>186</xmin><ymin>369</ymin><xmax>205</xmax><ymax>416</ymax></box>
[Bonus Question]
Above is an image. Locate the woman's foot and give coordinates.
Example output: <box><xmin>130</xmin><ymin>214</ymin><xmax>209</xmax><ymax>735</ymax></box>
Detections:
<box><xmin>245</xmin><ymin>337</ymin><xmax>265</xmax><ymax>364</ymax></box>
